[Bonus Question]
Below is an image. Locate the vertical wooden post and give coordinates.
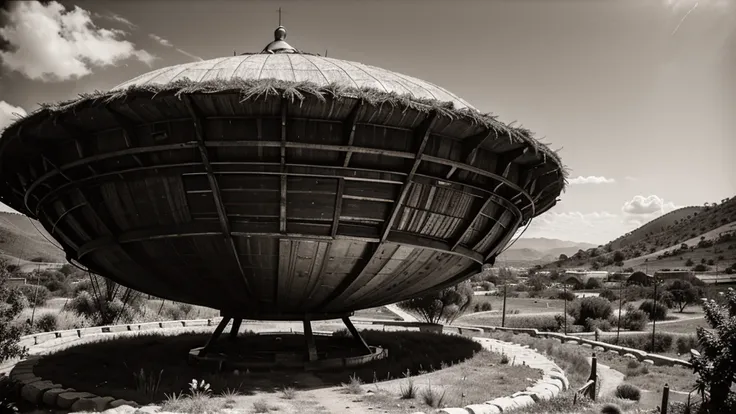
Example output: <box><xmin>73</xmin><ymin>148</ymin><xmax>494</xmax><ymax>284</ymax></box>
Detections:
<box><xmin>589</xmin><ymin>353</ymin><xmax>597</xmax><ymax>401</ymax></box>
<box><xmin>303</xmin><ymin>320</ymin><xmax>318</xmax><ymax>362</ymax></box>
<box><xmin>661</xmin><ymin>383</ymin><xmax>670</xmax><ymax>414</ymax></box>
<box><xmin>229</xmin><ymin>318</ymin><xmax>242</xmax><ymax>341</ymax></box>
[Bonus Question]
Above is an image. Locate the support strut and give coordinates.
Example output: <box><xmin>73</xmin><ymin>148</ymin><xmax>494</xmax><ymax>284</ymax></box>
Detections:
<box><xmin>342</xmin><ymin>317</ymin><xmax>371</xmax><ymax>354</ymax></box>
<box><xmin>198</xmin><ymin>317</ymin><xmax>231</xmax><ymax>357</ymax></box>
<box><xmin>303</xmin><ymin>320</ymin><xmax>318</xmax><ymax>362</ymax></box>
<box><xmin>229</xmin><ymin>318</ymin><xmax>243</xmax><ymax>341</ymax></box>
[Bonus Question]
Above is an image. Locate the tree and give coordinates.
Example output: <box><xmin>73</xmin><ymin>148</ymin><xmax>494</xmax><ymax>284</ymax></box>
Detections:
<box><xmin>639</xmin><ymin>300</ymin><xmax>668</xmax><ymax>321</ymax></box>
<box><xmin>686</xmin><ymin>258</ymin><xmax>694</xmax><ymax>266</ymax></box>
<box><xmin>527</xmin><ymin>273</ymin><xmax>549</xmax><ymax>291</ymax></box>
<box><xmin>585</xmin><ymin>278</ymin><xmax>602</xmax><ymax>289</ymax></box>
<box><xmin>558</xmin><ymin>254</ymin><xmax>568</xmax><ymax>261</ymax></box>
<box><xmin>666</xmin><ymin>280</ymin><xmax>700</xmax><ymax>312</ymax></box>
<box><xmin>1</xmin><ymin>260</ymin><xmax>27</xmax><ymax>364</ymax></box>
<box><xmin>613</xmin><ymin>250</ymin><xmax>625</xmax><ymax>263</ymax></box>
<box><xmin>690</xmin><ymin>288</ymin><xmax>736</xmax><ymax>412</ymax></box>
<box><xmin>567</xmin><ymin>296</ymin><xmax>613</xmax><ymax>325</ymax></box>
<box><xmin>398</xmin><ymin>280</ymin><xmax>473</xmax><ymax>324</ymax></box>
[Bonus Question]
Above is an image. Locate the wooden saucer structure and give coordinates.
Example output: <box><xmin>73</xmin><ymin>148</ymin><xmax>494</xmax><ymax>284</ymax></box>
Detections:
<box><xmin>0</xmin><ymin>26</ymin><xmax>566</xmax><ymax>362</ymax></box>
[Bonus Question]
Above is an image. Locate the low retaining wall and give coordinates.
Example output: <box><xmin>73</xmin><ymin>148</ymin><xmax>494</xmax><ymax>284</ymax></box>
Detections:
<box><xmin>462</xmin><ymin>324</ymin><xmax>692</xmax><ymax>368</ymax></box>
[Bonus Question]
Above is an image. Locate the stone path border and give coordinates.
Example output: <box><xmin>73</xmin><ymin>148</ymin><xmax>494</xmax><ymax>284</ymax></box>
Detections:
<box><xmin>7</xmin><ymin>318</ymin><xmax>571</xmax><ymax>413</ymax></box>
<box><xmin>428</xmin><ymin>337</ymin><xmax>569</xmax><ymax>414</ymax></box>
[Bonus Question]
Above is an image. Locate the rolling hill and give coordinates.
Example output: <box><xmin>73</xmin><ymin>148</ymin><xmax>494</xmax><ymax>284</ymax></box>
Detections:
<box><xmin>497</xmin><ymin>238</ymin><xmax>597</xmax><ymax>266</ymax></box>
<box><xmin>545</xmin><ymin>196</ymin><xmax>736</xmax><ymax>271</ymax></box>
<box><xmin>0</xmin><ymin>212</ymin><xmax>65</xmax><ymax>264</ymax></box>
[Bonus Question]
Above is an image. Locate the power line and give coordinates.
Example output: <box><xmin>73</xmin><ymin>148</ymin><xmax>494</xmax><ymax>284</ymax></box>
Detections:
<box><xmin>26</xmin><ymin>216</ymin><xmax>63</xmax><ymax>251</ymax></box>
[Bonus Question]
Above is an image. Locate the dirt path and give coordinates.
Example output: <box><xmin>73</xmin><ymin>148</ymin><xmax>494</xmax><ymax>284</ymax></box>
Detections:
<box><xmin>384</xmin><ymin>304</ymin><xmax>418</xmax><ymax>322</ymax></box>
<box><xmin>590</xmin><ymin>357</ymin><xmax>625</xmax><ymax>399</ymax></box>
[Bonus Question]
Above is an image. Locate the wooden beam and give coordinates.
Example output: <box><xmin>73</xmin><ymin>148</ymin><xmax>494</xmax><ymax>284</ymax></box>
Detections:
<box><xmin>446</xmin><ymin>130</ymin><xmax>494</xmax><ymax>179</ymax></box>
<box><xmin>104</xmin><ymin>106</ymin><xmax>145</xmax><ymax>167</ymax></box>
<box><xmin>198</xmin><ymin>317</ymin><xmax>231</xmax><ymax>356</ymax></box>
<box><xmin>450</xmin><ymin>196</ymin><xmax>494</xmax><ymax>251</ymax></box>
<box><xmin>342</xmin><ymin>100</ymin><xmax>363</xmax><ymax>167</ymax></box>
<box><xmin>331</xmin><ymin>178</ymin><xmax>344</xmax><ymax>237</ymax></box>
<box><xmin>183</xmin><ymin>94</ymin><xmax>252</xmax><ymax>298</ymax></box>
<box><xmin>280</xmin><ymin>99</ymin><xmax>287</xmax><ymax>233</ymax></box>
<box><xmin>315</xmin><ymin>112</ymin><xmax>440</xmax><ymax>312</ymax></box>
<box><xmin>409</xmin><ymin>264</ymin><xmax>483</xmax><ymax>298</ymax></box>
<box><xmin>380</xmin><ymin>112</ymin><xmax>439</xmax><ymax>242</ymax></box>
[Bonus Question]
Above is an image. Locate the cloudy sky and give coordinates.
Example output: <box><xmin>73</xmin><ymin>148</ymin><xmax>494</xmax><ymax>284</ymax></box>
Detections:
<box><xmin>0</xmin><ymin>0</ymin><xmax>734</xmax><ymax>244</ymax></box>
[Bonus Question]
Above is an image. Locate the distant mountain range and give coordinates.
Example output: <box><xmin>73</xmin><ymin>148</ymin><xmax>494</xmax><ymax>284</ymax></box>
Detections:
<box><xmin>496</xmin><ymin>237</ymin><xmax>598</xmax><ymax>266</ymax></box>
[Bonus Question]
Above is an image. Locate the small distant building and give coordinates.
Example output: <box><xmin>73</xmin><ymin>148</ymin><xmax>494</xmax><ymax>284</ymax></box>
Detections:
<box><xmin>563</xmin><ymin>270</ymin><xmax>609</xmax><ymax>287</ymax></box>
<box><xmin>6</xmin><ymin>277</ymin><xmax>26</xmax><ymax>287</ymax></box>
<box><xmin>627</xmin><ymin>271</ymin><xmax>653</xmax><ymax>286</ymax></box>
<box><xmin>654</xmin><ymin>270</ymin><xmax>694</xmax><ymax>281</ymax></box>
<box><xmin>694</xmin><ymin>274</ymin><xmax>736</xmax><ymax>285</ymax></box>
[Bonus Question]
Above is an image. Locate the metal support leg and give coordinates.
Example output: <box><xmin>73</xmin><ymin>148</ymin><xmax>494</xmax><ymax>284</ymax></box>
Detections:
<box><xmin>229</xmin><ymin>318</ymin><xmax>242</xmax><ymax>341</ymax></box>
<box><xmin>342</xmin><ymin>316</ymin><xmax>371</xmax><ymax>354</ymax></box>
<box><xmin>303</xmin><ymin>320</ymin><xmax>318</xmax><ymax>362</ymax></box>
<box><xmin>198</xmin><ymin>317</ymin><xmax>231</xmax><ymax>357</ymax></box>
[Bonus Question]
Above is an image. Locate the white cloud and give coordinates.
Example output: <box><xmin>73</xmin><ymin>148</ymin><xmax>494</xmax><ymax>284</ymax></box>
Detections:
<box><xmin>149</xmin><ymin>34</ymin><xmax>172</xmax><ymax>47</ymax></box>
<box><xmin>0</xmin><ymin>101</ymin><xmax>27</xmax><ymax>131</ymax></box>
<box><xmin>569</xmin><ymin>176</ymin><xmax>616</xmax><ymax>185</ymax></box>
<box><xmin>621</xmin><ymin>195</ymin><xmax>677</xmax><ymax>216</ymax></box>
<box><xmin>93</xmin><ymin>11</ymin><xmax>138</xmax><ymax>29</ymax></box>
<box><xmin>0</xmin><ymin>1</ymin><xmax>154</xmax><ymax>82</ymax></box>
<box><xmin>148</xmin><ymin>33</ymin><xmax>203</xmax><ymax>61</ymax></box>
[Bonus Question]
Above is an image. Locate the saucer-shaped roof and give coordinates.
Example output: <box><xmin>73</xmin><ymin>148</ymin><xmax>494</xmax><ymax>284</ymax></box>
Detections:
<box><xmin>113</xmin><ymin>29</ymin><xmax>474</xmax><ymax>110</ymax></box>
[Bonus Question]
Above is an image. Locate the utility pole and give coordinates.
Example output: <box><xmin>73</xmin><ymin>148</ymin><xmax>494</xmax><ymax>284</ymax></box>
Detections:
<box><xmin>651</xmin><ymin>274</ymin><xmax>659</xmax><ymax>351</ymax></box>
<box><xmin>617</xmin><ymin>278</ymin><xmax>623</xmax><ymax>344</ymax></box>
<box><xmin>563</xmin><ymin>281</ymin><xmax>568</xmax><ymax>335</ymax></box>
<box><xmin>30</xmin><ymin>263</ymin><xmax>41</xmax><ymax>325</ymax></box>
<box><xmin>501</xmin><ymin>268</ymin><xmax>508</xmax><ymax>327</ymax></box>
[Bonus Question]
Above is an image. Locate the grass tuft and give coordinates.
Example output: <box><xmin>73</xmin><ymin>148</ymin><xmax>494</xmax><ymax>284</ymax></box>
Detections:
<box><xmin>281</xmin><ymin>386</ymin><xmax>296</xmax><ymax>400</ymax></box>
<box><xmin>399</xmin><ymin>370</ymin><xmax>417</xmax><ymax>399</ymax></box>
<box><xmin>341</xmin><ymin>374</ymin><xmax>364</xmax><ymax>394</ymax></box>
<box><xmin>420</xmin><ymin>383</ymin><xmax>446</xmax><ymax>408</ymax></box>
<box><xmin>253</xmin><ymin>398</ymin><xmax>271</xmax><ymax>413</ymax></box>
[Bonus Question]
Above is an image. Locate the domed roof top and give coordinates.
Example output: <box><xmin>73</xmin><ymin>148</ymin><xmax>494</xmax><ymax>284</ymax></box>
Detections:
<box><xmin>112</xmin><ymin>26</ymin><xmax>474</xmax><ymax>110</ymax></box>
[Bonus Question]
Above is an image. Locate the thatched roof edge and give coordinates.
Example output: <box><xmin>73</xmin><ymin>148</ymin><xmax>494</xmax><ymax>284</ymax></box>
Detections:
<box><xmin>1</xmin><ymin>77</ymin><xmax>567</xmax><ymax>188</ymax></box>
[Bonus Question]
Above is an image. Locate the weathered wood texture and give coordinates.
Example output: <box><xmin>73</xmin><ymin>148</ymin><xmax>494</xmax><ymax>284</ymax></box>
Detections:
<box><xmin>0</xmin><ymin>92</ymin><xmax>563</xmax><ymax>318</ymax></box>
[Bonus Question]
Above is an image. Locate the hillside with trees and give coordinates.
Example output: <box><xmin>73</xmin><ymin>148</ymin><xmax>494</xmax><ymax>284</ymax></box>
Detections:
<box><xmin>0</xmin><ymin>212</ymin><xmax>65</xmax><ymax>264</ymax></box>
<box><xmin>545</xmin><ymin>196</ymin><xmax>736</xmax><ymax>272</ymax></box>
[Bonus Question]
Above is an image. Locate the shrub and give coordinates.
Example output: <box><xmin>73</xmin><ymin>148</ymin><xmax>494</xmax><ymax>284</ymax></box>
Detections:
<box><xmin>585</xmin><ymin>278</ymin><xmax>602</xmax><ymax>289</ymax></box>
<box><xmin>567</xmin><ymin>297</ymin><xmax>613</xmax><ymax>325</ymax></box>
<box><xmin>555</xmin><ymin>290</ymin><xmax>575</xmax><ymax>301</ymax></box>
<box><xmin>399</xmin><ymin>280</ymin><xmax>473</xmax><ymax>324</ymax></box>
<box><xmin>615</xmin><ymin>384</ymin><xmax>641</xmax><ymax>401</ymax></box>
<box><xmin>639</xmin><ymin>300</ymin><xmax>668</xmax><ymax>321</ymax></box>
<box><xmin>675</xmin><ymin>335</ymin><xmax>699</xmax><ymax>355</ymax></box>
<box><xmin>15</xmin><ymin>284</ymin><xmax>50</xmax><ymax>306</ymax></box>
<box><xmin>620</xmin><ymin>305</ymin><xmax>649</xmax><ymax>331</ymax></box>
<box><xmin>691</xmin><ymin>289</ymin><xmax>736</xmax><ymax>412</ymax></box>
<box><xmin>600</xmin><ymin>403</ymin><xmax>623</xmax><ymax>414</ymax></box>
<box><xmin>584</xmin><ymin>318</ymin><xmax>612</xmax><ymax>332</ymax></box>
<box><xmin>599</xmin><ymin>288</ymin><xmax>618</xmax><ymax>302</ymax></box>
<box><xmin>606</xmin><ymin>333</ymin><xmax>673</xmax><ymax>353</ymax></box>
<box><xmin>666</xmin><ymin>280</ymin><xmax>701</xmax><ymax>312</ymax></box>
<box><xmin>35</xmin><ymin>313</ymin><xmax>57</xmax><ymax>332</ymax></box>
<box><xmin>473</xmin><ymin>302</ymin><xmax>492</xmax><ymax>312</ymax></box>
<box><xmin>1</xmin><ymin>274</ymin><xmax>27</xmax><ymax>363</ymax></box>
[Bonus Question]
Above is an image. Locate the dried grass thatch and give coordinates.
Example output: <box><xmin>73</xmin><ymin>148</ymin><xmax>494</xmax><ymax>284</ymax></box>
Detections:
<box><xmin>2</xmin><ymin>77</ymin><xmax>566</xmax><ymax>184</ymax></box>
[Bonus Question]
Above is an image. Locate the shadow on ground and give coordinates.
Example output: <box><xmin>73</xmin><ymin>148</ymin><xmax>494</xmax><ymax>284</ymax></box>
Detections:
<box><xmin>33</xmin><ymin>330</ymin><xmax>481</xmax><ymax>404</ymax></box>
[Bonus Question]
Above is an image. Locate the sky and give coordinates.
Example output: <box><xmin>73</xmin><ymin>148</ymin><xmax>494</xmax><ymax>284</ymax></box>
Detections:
<box><xmin>0</xmin><ymin>0</ymin><xmax>734</xmax><ymax>245</ymax></box>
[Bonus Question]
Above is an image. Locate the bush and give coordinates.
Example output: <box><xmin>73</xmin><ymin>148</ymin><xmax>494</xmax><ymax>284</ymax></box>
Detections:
<box><xmin>567</xmin><ymin>297</ymin><xmax>613</xmax><ymax>326</ymax></box>
<box><xmin>676</xmin><ymin>335</ymin><xmax>699</xmax><ymax>355</ymax></box>
<box><xmin>611</xmin><ymin>333</ymin><xmax>673</xmax><ymax>353</ymax></box>
<box><xmin>639</xmin><ymin>300</ymin><xmax>668</xmax><ymax>321</ymax></box>
<box><xmin>16</xmin><ymin>285</ymin><xmax>50</xmax><ymax>306</ymax></box>
<box><xmin>584</xmin><ymin>317</ymin><xmax>612</xmax><ymax>332</ymax></box>
<box><xmin>615</xmin><ymin>384</ymin><xmax>641</xmax><ymax>401</ymax></box>
<box><xmin>399</xmin><ymin>280</ymin><xmax>473</xmax><ymax>324</ymax></box>
<box><xmin>620</xmin><ymin>305</ymin><xmax>649</xmax><ymax>331</ymax></box>
<box><xmin>35</xmin><ymin>313</ymin><xmax>57</xmax><ymax>332</ymax></box>
<box><xmin>585</xmin><ymin>278</ymin><xmax>602</xmax><ymax>289</ymax></box>
<box><xmin>599</xmin><ymin>289</ymin><xmax>619</xmax><ymax>302</ymax></box>
<box><xmin>555</xmin><ymin>290</ymin><xmax>575</xmax><ymax>301</ymax></box>
<box><xmin>1</xmin><ymin>271</ymin><xmax>28</xmax><ymax>363</ymax></box>
<box><xmin>473</xmin><ymin>302</ymin><xmax>492</xmax><ymax>312</ymax></box>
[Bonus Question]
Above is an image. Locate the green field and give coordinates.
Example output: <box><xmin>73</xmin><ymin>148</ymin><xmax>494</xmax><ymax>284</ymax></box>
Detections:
<box><xmin>468</xmin><ymin>296</ymin><xmax>565</xmax><ymax>313</ymax></box>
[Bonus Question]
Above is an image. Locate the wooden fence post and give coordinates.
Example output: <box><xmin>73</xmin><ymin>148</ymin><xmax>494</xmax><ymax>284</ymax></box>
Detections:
<box><xmin>589</xmin><ymin>353</ymin><xmax>597</xmax><ymax>401</ymax></box>
<box><xmin>661</xmin><ymin>383</ymin><xmax>670</xmax><ymax>414</ymax></box>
